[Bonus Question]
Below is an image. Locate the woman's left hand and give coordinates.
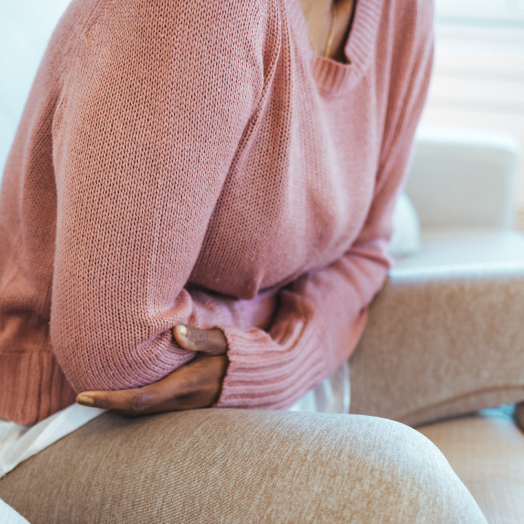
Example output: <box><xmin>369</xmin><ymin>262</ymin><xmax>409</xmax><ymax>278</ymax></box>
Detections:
<box><xmin>76</xmin><ymin>325</ymin><xmax>228</xmax><ymax>417</ymax></box>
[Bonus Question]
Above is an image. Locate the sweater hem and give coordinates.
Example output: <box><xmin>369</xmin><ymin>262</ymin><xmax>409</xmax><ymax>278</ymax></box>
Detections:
<box><xmin>0</xmin><ymin>352</ymin><xmax>76</xmax><ymax>425</ymax></box>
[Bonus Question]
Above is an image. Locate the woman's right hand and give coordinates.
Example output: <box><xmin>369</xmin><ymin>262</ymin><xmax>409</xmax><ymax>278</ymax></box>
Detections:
<box><xmin>76</xmin><ymin>324</ymin><xmax>229</xmax><ymax>416</ymax></box>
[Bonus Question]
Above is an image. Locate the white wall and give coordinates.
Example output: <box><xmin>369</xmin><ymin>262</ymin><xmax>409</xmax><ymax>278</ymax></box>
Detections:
<box><xmin>436</xmin><ymin>0</ymin><xmax>524</xmax><ymax>25</ymax></box>
<box><xmin>0</xmin><ymin>0</ymin><xmax>71</xmax><ymax>172</ymax></box>
<box><xmin>424</xmin><ymin>2</ymin><xmax>524</xmax><ymax>227</ymax></box>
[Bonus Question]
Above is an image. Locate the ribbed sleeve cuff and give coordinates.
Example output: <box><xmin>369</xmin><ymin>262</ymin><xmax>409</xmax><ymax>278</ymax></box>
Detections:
<box><xmin>215</xmin><ymin>325</ymin><xmax>327</xmax><ymax>410</ymax></box>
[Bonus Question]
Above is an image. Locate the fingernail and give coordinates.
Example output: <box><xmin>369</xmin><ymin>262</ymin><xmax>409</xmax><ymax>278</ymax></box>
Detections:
<box><xmin>77</xmin><ymin>395</ymin><xmax>95</xmax><ymax>407</ymax></box>
<box><xmin>177</xmin><ymin>324</ymin><xmax>189</xmax><ymax>337</ymax></box>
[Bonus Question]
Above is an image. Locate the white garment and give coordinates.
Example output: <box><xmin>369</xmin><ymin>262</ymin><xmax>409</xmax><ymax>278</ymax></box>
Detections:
<box><xmin>0</xmin><ymin>404</ymin><xmax>106</xmax><ymax>479</ymax></box>
<box><xmin>0</xmin><ymin>361</ymin><xmax>350</xmax><ymax>480</ymax></box>
<box><xmin>289</xmin><ymin>361</ymin><xmax>350</xmax><ymax>414</ymax></box>
<box><xmin>0</xmin><ymin>498</ymin><xmax>29</xmax><ymax>524</ymax></box>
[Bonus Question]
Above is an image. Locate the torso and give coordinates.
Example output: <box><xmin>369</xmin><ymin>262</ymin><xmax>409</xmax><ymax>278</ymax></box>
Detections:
<box><xmin>190</xmin><ymin>0</ymin><xmax>384</xmax><ymax>298</ymax></box>
<box><xmin>0</xmin><ymin>0</ymin><xmax>433</xmax><ymax>423</ymax></box>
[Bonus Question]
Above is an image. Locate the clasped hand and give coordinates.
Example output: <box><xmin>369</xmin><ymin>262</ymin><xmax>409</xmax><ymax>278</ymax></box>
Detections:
<box><xmin>76</xmin><ymin>325</ymin><xmax>228</xmax><ymax>416</ymax></box>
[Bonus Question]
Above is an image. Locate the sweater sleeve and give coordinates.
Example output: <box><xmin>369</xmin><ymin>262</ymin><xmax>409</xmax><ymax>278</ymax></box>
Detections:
<box><xmin>216</xmin><ymin>5</ymin><xmax>435</xmax><ymax>409</ymax></box>
<box><xmin>50</xmin><ymin>0</ymin><xmax>273</xmax><ymax>392</ymax></box>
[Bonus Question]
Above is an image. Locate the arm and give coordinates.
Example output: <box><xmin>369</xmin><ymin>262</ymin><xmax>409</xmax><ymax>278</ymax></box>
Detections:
<box><xmin>50</xmin><ymin>0</ymin><xmax>273</xmax><ymax>392</ymax></box>
<box><xmin>216</xmin><ymin>3</ymin><xmax>435</xmax><ymax>409</ymax></box>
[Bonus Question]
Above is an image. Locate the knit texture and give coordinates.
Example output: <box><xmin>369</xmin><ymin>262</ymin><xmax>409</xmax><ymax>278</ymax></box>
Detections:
<box><xmin>0</xmin><ymin>0</ymin><xmax>434</xmax><ymax>424</ymax></box>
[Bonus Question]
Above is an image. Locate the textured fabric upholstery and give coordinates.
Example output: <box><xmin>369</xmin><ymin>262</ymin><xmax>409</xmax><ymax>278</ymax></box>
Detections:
<box><xmin>0</xmin><ymin>410</ymin><xmax>486</xmax><ymax>524</ymax></box>
<box><xmin>350</xmin><ymin>268</ymin><xmax>524</xmax><ymax>427</ymax></box>
<box><xmin>419</xmin><ymin>407</ymin><xmax>524</xmax><ymax>524</ymax></box>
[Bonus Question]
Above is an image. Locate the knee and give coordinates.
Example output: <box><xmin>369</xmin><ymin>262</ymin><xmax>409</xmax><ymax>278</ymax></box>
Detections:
<box><xmin>354</xmin><ymin>416</ymin><xmax>486</xmax><ymax>523</ymax></box>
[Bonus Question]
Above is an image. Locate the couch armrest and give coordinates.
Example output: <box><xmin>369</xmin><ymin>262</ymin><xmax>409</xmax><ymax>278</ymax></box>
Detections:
<box><xmin>406</xmin><ymin>125</ymin><xmax>521</xmax><ymax>229</ymax></box>
<box><xmin>350</xmin><ymin>229</ymin><xmax>524</xmax><ymax>427</ymax></box>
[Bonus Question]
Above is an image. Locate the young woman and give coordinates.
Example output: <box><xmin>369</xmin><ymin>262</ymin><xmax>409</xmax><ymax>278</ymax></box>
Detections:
<box><xmin>0</xmin><ymin>0</ymin><xmax>488</xmax><ymax>521</ymax></box>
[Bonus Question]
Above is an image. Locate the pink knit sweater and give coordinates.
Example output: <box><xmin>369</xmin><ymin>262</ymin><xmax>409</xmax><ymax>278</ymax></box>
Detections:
<box><xmin>0</xmin><ymin>0</ymin><xmax>433</xmax><ymax>425</ymax></box>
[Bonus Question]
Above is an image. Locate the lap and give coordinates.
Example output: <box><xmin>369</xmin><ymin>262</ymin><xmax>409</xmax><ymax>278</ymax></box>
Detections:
<box><xmin>0</xmin><ymin>409</ymin><xmax>486</xmax><ymax>523</ymax></box>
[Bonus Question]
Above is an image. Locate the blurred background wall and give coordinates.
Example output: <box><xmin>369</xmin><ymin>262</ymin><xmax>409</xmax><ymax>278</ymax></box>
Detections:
<box><xmin>0</xmin><ymin>0</ymin><xmax>71</xmax><ymax>169</ymax></box>
<box><xmin>421</xmin><ymin>0</ymin><xmax>524</xmax><ymax>230</ymax></box>
<box><xmin>1</xmin><ymin>0</ymin><xmax>523</xmax><ymax>230</ymax></box>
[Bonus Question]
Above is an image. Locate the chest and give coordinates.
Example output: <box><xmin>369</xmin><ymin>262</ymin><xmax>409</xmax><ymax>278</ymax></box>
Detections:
<box><xmin>189</xmin><ymin>12</ymin><xmax>382</xmax><ymax>299</ymax></box>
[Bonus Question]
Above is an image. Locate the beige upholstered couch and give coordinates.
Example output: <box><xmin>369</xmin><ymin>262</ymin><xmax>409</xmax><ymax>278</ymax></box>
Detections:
<box><xmin>351</xmin><ymin>125</ymin><xmax>524</xmax><ymax>522</ymax></box>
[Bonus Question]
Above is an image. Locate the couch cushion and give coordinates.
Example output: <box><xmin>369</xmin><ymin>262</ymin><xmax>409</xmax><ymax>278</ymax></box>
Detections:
<box><xmin>418</xmin><ymin>406</ymin><xmax>524</xmax><ymax>524</ymax></box>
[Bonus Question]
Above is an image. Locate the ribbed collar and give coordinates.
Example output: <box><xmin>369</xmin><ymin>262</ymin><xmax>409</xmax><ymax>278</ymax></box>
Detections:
<box><xmin>284</xmin><ymin>0</ymin><xmax>383</xmax><ymax>95</ymax></box>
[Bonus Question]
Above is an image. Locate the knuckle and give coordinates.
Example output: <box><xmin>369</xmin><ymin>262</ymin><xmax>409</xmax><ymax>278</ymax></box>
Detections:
<box><xmin>190</xmin><ymin>328</ymin><xmax>208</xmax><ymax>348</ymax></box>
<box><xmin>130</xmin><ymin>393</ymin><xmax>149</xmax><ymax>411</ymax></box>
<box><xmin>195</xmin><ymin>329</ymin><xmax>208</xmax><ymax>344</ymax></box>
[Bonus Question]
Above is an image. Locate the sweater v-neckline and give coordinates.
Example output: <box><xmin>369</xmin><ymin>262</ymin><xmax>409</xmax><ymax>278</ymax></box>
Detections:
<box><xmin>284</xmin><ymin>0</ymin><xmax>383</xmax><ymax>95</ymax></box>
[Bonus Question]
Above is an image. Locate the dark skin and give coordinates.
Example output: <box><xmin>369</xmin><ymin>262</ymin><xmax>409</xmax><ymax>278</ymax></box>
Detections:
<box><xmin>76</xmin><ymin>0</ymin><xmax>357</xmax><ymax>416</ymax></box>
<box><xmin>76</xmin><ymin>325</ymin><xmax>229</xmax><ymax>416</ymax></box>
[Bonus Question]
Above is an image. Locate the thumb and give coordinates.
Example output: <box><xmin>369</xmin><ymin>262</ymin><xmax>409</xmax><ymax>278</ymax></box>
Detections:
<box><xmin>173</xmin><ymin>324</ymin><xmax>227</xmax><ymax>356</ymax></box>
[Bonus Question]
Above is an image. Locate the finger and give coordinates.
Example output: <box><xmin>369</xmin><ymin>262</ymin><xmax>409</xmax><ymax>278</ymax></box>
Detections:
<box><xmin>76</xmin><ymin>355</ymin><xmax>228</xmax><ymax>415</ymax></box>
<box><xmin>76</xmin><ymin>386</ymin><xmax>157</xmax><ymax>412</ymax></box>
<box><xmin>173</xmin><ymin>324</ymin><xmax>227</xmax><ymax>355</ymax></box>
<box><xmin>133</xmin><ymin>355</ymin><xmax>228</xmax><ymax>414</ymax></box>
